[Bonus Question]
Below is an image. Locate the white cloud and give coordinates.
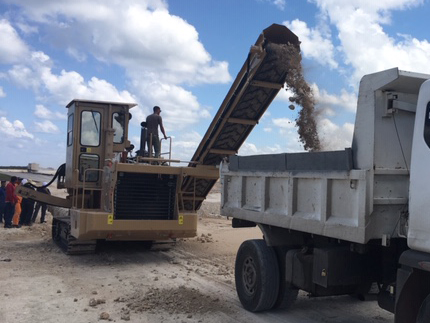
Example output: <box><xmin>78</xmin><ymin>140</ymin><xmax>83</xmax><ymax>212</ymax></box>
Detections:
<box><xmin>239</xmin><ymin>142</ymin><xmax>258</xmax><ymax>155</ymax></box>
<box><xmin>0</xmin><ymin>19</ymin><xmax>29</xmax><ymax>64</ymax></box>
<box><xmin>8</xmin><ymin>54</ymin><xmax>136</xmax><ymax>107</ymax></box>
<box><xmin>310</xmin><ymin>0</ymin><xmax>429</xmax><ymax>84</ymax></box>
<box><xmin>238</xmin><ymin>142</ymin><xmax>284</xmax><ymax>156</ymax></box>
<box><xmin>34</xmin><ymin>120</ymin><xmax>60</xmax><ymax>133</ymax></box>
<box><xmin>15</xmin><ymin>22</ymin><xmax>38</xmax><ymax>35</ymax></box>
<box><xmin>272</xmin><ymin>0</ymin><xmax>286</xmax><ymax>10</ymax></box>
<box><xmin>169</xmin><ymin>131</ymin><xmax>203</xmax><ymax>162</ymax></box>
<box><xmin>4</xmin><ymin>0</ymin><xmax>231</xmax><ymax>85</ymax></box>
<box><xmin>0</xmin><ymin>117</ymin><xmax>34</xmax><ymax>138</ymax></box>
<box><xmin>44</xmin><ymin>73</ymin><xmax>136</xmax><ymax>106</ymax></box>
<box><xmin>66</xmin><ymin>47</ymin><xmax>87</xmax><ymax>62</ymax></box>
<box><xmin>272</xmin><ymin>118</ymin><xmax>304</xmax><ymax>152</ymax></box>
<box><xmin>318</xmin><ymin>118</ymin><xmax>354</xmax><ymax>151</ymax></box>
<box><xmin>271</xmin><ymin>116</ymin><xmax>353</xmax><ymax>152</ymax></box>
<box><xmin>311</xmin><ymin>84</ymin><xmax>357</xmax><ymax>113</ymax></box>
<box><xmin>132</xmin><ymin>80</ymin><xmax>211</xmax><ymax>131</ymax></box>
<box><xmin>258</xmin><ymin>0</ymin><xmax>286</xmax><ymax>10</ymax></box>
<box><xmin>263</xmin><ymin>127</ymin><xmax>272</xmax><ymax>132</ymax></box>
<box><xmin>34</xmin><ymin>104</ymin><xmax>66</xmax><ymax>120</ymax></box>
<box><xmin>8</xmin><ymin>63</ymin><xmax>42</xmax><ymax>91</ymax></box>
<box><xmin>272</xmin><ymin>117</ymin><xmax>296</xmax><ymax>133</ymax></box>
<box><xmin>0</xmin><ymin>86</ymin><xmax>6</xmax><ymax>97</ymax></box>
<box><xmin>284</xmin><ymin>19</ymin><xmax>338</xmax><ymax>69</ymax></box>
<box><xmin>2</xmin><ymin>1</ymin><xmax>230</xmax><ymax>133</ymax></box>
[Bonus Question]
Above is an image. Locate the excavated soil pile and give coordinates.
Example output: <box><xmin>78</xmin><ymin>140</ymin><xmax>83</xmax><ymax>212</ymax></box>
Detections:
<box><xmin>272</xmin><ymin>42</ymin><xmax>321</xmax><ymax>151</ymax></box>
<box><xmin>123</xmin><ymin>285</ymin><xmax>232</xmax><ymax>316</ymax></box>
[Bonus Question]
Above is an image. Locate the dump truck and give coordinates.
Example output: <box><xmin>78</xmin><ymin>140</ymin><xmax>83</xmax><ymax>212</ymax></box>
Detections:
<box><xmin>17</xmin><ymin>24</ymin><xmax>299</xmax><ymax>254</ymax></box>
<box><xmin>220</xmin><ymin>67</ymin><xmax>430</xmax><ymax>322</ymax></box>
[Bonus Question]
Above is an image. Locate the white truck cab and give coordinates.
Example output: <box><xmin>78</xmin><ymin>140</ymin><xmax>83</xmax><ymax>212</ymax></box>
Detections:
<box><xmin>221</xmin><ymin>69</ymin><xmax>430</xmax><ymax>322</ymax></box>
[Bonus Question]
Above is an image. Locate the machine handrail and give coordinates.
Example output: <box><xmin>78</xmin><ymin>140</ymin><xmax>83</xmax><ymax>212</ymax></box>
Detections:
<box><xmin>160</xmin><ymin>136</ymin><xmax>173</xmax><ymax>165</ymax></box>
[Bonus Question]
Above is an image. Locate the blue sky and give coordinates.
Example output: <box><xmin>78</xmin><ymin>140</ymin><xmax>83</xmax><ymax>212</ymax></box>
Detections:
<box><xmin>0</xmin><ymin>0</ymin><xmax>429</xmax><ymax>167</ymax></box>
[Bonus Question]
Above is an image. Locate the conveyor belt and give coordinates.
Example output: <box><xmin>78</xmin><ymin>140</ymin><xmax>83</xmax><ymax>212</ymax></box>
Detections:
<box><xmin>182</xmin><ymin>24</ymin><xmax>300</xmax><ymax>211</ymax></box>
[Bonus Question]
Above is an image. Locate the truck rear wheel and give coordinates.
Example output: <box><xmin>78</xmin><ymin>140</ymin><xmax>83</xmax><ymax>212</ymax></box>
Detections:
<box><xmin>273</xmin><ymin>246</ymin><xmax>299</xmax><ymax>309</ymax></box>
<box><xmin>235</xmin><ymin>239</ymin><xmax>280</xmax><ymax>312</ymax></box>
<box><xmin>417</xmin><ymin>294</ymin><xmax>430</xmax><ymax>323</ymax></box>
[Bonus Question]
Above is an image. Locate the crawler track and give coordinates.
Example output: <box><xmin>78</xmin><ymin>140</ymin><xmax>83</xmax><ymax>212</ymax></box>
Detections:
<box><xmin>52</xmin><ymin>217</ymin><xmax>97</xmax><ymax>255</ymax></box>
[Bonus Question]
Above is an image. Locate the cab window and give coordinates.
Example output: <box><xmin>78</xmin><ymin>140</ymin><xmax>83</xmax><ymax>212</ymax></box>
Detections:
<box><xmin>112</xmin><ymin>112</ymin><xmax>125</xmax><ymax>144</ymax></box>
<box><xmin>424</xmin><ymin>102</ymin><xmax>430</xmax><ymax>149</ymax></box>
<box><xmin>67</xmin><ymin>114</ymin><xmax>74</xmax><ymax>146</ymax></box>
<box><xmin>80</xmin><ymin>110</ymin><xmax>101</xmax><ymax>147</ymax></box>
<box><xmin>79</xmin><ymin>153</ymin><xmax>99</xmax><ymax>182</ymax></box>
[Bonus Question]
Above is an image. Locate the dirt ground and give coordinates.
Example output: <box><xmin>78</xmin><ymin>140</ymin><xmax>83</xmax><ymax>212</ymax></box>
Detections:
<box><xmin>0</xmin><ymin>189</ymin><xmax>394</xmax><ymax>323</ymax></box>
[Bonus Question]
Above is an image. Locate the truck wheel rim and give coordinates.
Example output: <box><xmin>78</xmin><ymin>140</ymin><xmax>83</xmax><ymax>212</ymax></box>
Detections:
<box><xmin>242</xmin><ymin>256</ymin><xmax>257</xmax><ymax>295</ymax></box>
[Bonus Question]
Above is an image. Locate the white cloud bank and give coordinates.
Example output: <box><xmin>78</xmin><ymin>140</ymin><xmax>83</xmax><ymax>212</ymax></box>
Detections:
<box><xmin>0</xmin><ymin>117</ymin><xmax>33</xmax><ymax>139</ymax></box>
<box><xmin>285</xmin><ymin>0</ymin><xmax>430</xmax><ymax>86</ymax></box>
<box><xmin>34</xmin><ymin>120</ymin><xmax>60</xmax><ymax>134</ymax></box>
<box><xmin>275</xmin><ymin>0</ymin><xmax>430</xmax><ymax>151</ymax></box>
<box><xmin>2</xmin><ymin>0</ymin><xmax>231</xmax><ymax>131</ymax></box>
<box><xmin>285</xmin><ymin>19</ymin><xmax>338</xmax><ymax>69</ymax></box>
<box><xmin>0</xmin><ymin>19</ymin><xmax>29</xmax><ymax>64</ymax></box>
<box><xmin>34</xmin><ymin>104</ymin><xmax>66</xmax><ymax>120</ymax></box>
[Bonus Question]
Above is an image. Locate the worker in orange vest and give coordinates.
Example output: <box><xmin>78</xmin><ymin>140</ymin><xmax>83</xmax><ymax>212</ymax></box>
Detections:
<box><xmin>12</xmin><ymin>178</ymin><xmax>25</xmax><ymax>228</ymax></box>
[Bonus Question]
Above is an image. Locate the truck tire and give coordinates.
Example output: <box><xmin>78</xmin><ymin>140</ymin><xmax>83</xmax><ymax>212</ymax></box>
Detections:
<box><xmin>273</xmin><ymin>281</ymin><xmax>299</xmax><ymax>310</ymax></box>
<box><xmin>235</xmin><ymin>239</ymin><xmax>280</xmax><ymax>312</ymax></box>
<box><xmin>273</xmin><ymin>246</ymin><xmax>298</xmax><ymax>309</ymax></box>
<box><xmin>417</xmin><ymin>294</ymin><xmax>430</xmax><ymax>323</ymax></box>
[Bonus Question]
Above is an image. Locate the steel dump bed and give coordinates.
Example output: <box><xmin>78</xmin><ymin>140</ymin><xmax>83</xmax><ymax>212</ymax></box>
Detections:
<box><xmin>220</xmin><ymin>149</ymin><xmax>373</xmax><ymax>244</ymax></box>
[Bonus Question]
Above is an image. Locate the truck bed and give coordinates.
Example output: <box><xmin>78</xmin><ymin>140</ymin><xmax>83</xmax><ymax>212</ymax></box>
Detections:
<box><xmin>221</xmin><ymin>149</ymin><xmax>403</xmax><ymax>244</ymax></box>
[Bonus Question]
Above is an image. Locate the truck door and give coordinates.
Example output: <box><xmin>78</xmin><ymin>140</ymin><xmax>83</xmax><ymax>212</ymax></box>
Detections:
<box><xmin>409</xmin><ymin>79</ymin><xmax>430</xmax><ymax>252</ymax></box>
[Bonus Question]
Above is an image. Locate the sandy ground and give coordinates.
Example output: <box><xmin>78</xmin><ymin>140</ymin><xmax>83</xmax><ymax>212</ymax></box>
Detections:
<box><xmin>0</xmin><ymin>189</ymin><xmax>394</xmax><ymax>323</ymax></box>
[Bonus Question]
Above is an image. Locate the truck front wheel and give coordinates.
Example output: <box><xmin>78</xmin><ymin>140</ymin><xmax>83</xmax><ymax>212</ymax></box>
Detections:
<box><xmin>235</xmin><ymin>239</ymin><xmax>280</xmax><ymax>312</ymax></box>
<box><xmin>417</xmin><ymin>294</ymin><xmax>430</xmax><ymax>323</ymax></box>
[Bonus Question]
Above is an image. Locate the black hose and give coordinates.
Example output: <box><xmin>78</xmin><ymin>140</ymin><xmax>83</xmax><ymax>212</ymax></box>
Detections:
<box><xmin>29</xmin><ymin>163</ymin><xmax>65</xmax><ymax>189</ymax></box>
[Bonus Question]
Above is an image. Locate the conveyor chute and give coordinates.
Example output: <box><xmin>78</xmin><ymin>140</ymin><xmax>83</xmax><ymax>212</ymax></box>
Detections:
<box><xmin>181</xmin><ymin>24</ymin><xmax>300</xmax><ymax>210</ymax></box>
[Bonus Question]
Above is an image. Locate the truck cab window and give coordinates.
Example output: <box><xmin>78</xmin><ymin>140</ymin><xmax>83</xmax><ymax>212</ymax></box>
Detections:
<box><xmin>112</xmin><ymin>112</ymin><xmax>125</xmax><ymax>144</ymax></box>
<box><xmin>67</xmin><ymin>113</ymin><xmax>73</xmax><ymax>146</ymax></box>
<box><xmin>424</xmin><ymin>102</ymin><xmax>430</xmax><ymax>149</ymax></box>
<box><xmin>81</xmin><ymin>110</ymin><xmax>101</xmax><ymax>147</ymax></box>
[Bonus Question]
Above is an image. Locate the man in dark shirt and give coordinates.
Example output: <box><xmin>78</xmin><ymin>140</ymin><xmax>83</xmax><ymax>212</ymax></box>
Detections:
<box><xmin>20</xmin><ymin>180</ymin><xmax>36</xmax><ymax>226</ymax></box>
<box><xmin>4</xmin><ymin>176</ymin><xmax>18</xmax><ymax>228</ymax></box>
<box><xmin>146</xmin><ymin>106</ymin><xmax>167</xmax><ymax>158</ymax></box>
<box><xmin>0</xmin><ymin>181</ymin><xmax>6</xmax><ymax>223</ymax></box>
<box><xmin>32</xmin><ymin>182</ymin><xmax>51</xmax><ymax>224</ymax></box>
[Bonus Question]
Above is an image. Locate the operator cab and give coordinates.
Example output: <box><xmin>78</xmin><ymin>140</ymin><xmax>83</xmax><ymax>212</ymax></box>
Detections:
<box><xmin>64</xmin><ymin>99</ymin><xmax>136</xmax><ymax>191</ymax></box>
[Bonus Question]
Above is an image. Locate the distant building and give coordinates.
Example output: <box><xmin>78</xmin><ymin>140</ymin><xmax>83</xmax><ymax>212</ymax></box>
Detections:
<box><xmin>0</xmin><ymin>162</ymin><xmax>55</xmax><ymax>183</ymax></box>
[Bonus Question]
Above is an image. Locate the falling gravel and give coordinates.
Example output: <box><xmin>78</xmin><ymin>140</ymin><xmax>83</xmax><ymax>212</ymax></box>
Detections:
<box><xmin>271</xmin><ymin>42</ymin><xmax>321</xmax><ymax>151</ymax></box>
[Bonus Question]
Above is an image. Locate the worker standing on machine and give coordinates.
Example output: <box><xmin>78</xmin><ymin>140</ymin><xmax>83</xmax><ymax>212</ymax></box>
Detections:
<box><xmin>145</xmin><ymin>106</ymin><xmax>167</xmax><ymax>158</ymax></box>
